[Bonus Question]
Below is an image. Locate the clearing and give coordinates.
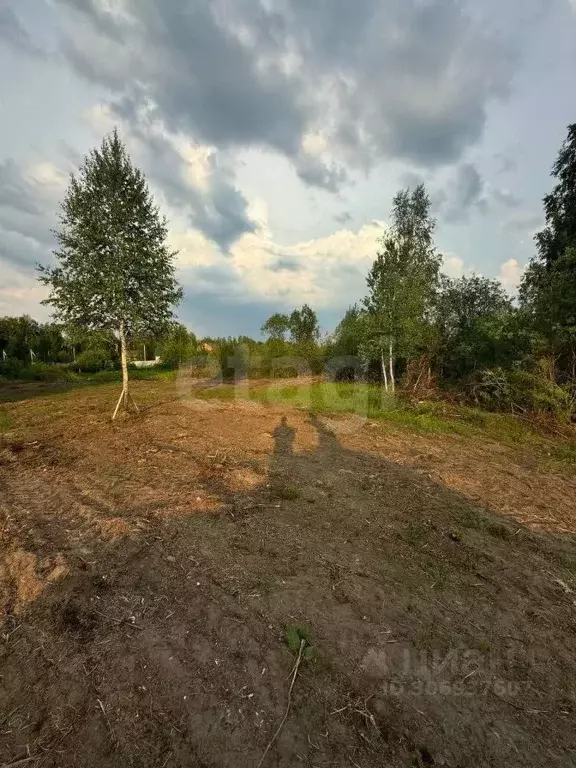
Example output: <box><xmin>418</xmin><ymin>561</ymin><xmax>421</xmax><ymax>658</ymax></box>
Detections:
<box><xmin>1</xmin><ymin>376</ymin><xmax>576</xmax><ymax>767</ymax></box>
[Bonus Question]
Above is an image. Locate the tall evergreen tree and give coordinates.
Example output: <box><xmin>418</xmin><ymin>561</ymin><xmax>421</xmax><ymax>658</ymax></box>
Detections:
<box><xmin>363</xmin><ymin>185</ymin><xmax>441</xmax><ymax>391</ymax></box>
<box><xmin>535</xmin><ymin>124</ymin><xmax>576</xmax><ymax>266</ymax></box>
<box><xmin>521</xmin><ymin>124</ymin><xmax>576</xmax><ymax>379</ymax></box>
<box><xmin>38</xmin><ymin>129</ymin><xmax>182</xmax><ymax>417</ymax></box>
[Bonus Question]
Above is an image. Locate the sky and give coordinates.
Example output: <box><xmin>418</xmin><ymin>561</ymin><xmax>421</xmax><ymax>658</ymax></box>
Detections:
<box><xmin>0</xmin><ymin>0</ymin><xmax>575</xmax><ymax>338</ymax></box>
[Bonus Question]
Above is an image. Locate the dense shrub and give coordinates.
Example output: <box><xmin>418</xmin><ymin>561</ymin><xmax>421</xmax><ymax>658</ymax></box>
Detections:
<box><xmin>75</xmin><ymin>350</ymin><xmax>111</xmax><ymax>373</ymax></box>
<box><xmin>0</xmin><ymin>358</ymin><xmax>28</xmax><ymax>379</ymax></box>
<box><xmin>0</xmin><ymin>360</ymin><xmax>74</xmax><ymax>382</ymax></box>
<box><xmin>468</xmin><ymin>367</ymin><xmax>574</xmax><ymax>421</ymax></box>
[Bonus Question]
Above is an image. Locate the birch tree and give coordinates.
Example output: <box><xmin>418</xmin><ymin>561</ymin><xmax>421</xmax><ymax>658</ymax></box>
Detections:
<box><xmin>364</xmin><ymin>185</ymin><xmax>440</xmax><ymax>391</ymax></box>
<box><xmin>38</xmin><ymin>129</ymin><xmax>182</xmax><ymax>418</ymax></box>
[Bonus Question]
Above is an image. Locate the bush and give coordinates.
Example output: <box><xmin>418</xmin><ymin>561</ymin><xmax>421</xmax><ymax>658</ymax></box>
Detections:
<box><xmin>468</xmin><ymin>367</ymin><xmax>574</xmax><ymax>421</ymax></box>
<box><xmin>0</xmin><ymin>359</ymin><xmax>74</xmax><ymax>382</ymax></box>
<box><xmin>75</xmin><ymin>350</ymin><xmax>111</xmax><ymax>373</ymax></box>
<box><xmin>0</xmin><ymin>358</ymin><xmax>28</xmax><ymax>379</ymax></box>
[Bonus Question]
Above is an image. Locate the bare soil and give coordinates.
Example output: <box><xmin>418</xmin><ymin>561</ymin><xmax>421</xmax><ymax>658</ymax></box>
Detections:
<box><xmin>1</xmin><ymin>378</ymin><xmax>576</xmax><ymax>767</ymax></box>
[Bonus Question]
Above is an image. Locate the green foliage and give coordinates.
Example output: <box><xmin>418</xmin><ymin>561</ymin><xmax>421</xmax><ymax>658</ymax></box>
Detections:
<box><xmin>0</xmin><ymin>316</ymin><xmax>67</xmax><ymax>363</ymax></box>
<box><xmin>289</xmin><ymin>304</ymin><xmax>320</xmax><ymax>344</ymax></box>
<box><xmin>0</xmin><ymin>411</ymin><xmax>13</xmax><ymax>433</ymax></box>
<box><xmin>75</xmin><ymin>350</ymin><xmax>111</xmax><ymax>373</ymax></box>
<box><xmin>0</xmin><ymin>358</ymin><xmax>28</xmax><ymax>379</ymax></box>
<box><xmin>0</xmin><ymin>359</ymin><xmax>73</xmax><ymax>382</ymax></box>
<box><xmin>521</xmin><ymin>124</ymin><xmax>576</xmax><ymax>378</ymax></box>
<box><xmin>39</xmin><ymin>129</ymin><xmax>182</xmax><ymax>337</ymax></box>
<box><xmin>261</xmin><ymin>313</ymin><xmax>290</xmax><ymax>341</ymax></box>
<box><xmin>329</xmin><ymin>304</ymin><xmax>366</xmax><ymax>359</ymax></box>
<box><xmin>468</xmin><ymin>367</ymin><xmax>575</xmax><ymax>421</ymax></box>
<box><xmin>284</xmin><ymin>625</ymin><xmax>315</xmax><ymax>660</ymax></box>
<box><xmin>363</xmin><ymin>185</ymin><xmax>441</xmax><ymax>386</ymax></box>
<box><xmin>158</xmin><ymin>323</ymin><xmax>197</xmax><ymax>368</ymax></box>
<box><xmin>38</xmin><ymin>129</ymin><xmax>182</xmax><ymax>400</ymax></box>
<box><xmin>535</xmin><ymin>123</ymin><xmax>576</xmax><ymax>267</ymax></box>
<box><xmin>434</xmin><ymin>274</ymin><xmax>518</xmax><ymax>378</ymax></box>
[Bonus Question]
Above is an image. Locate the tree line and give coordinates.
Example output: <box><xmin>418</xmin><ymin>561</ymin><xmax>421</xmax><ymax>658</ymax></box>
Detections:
<box><xmin>0</xmin><ymin>124</ymin><xmax>575</xmax><ymax>420</ymax></box>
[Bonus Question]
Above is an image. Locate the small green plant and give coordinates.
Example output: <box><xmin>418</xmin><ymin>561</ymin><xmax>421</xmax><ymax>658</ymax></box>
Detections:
<box><xmin>285</xmin><ymin>625</ymin><xmax>315</xmax><ymax>661</ymax></box>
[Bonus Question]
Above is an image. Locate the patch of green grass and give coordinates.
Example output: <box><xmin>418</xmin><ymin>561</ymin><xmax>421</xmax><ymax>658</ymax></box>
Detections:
<box><xmin>548</xmin><ymin>443</ymin><xmax>576</xmax><ymax>465</ymax></box>
<box><xmin>0</xmin><ymin>410</ymin><xmax>13</xmax><ymax>432</ymax></box>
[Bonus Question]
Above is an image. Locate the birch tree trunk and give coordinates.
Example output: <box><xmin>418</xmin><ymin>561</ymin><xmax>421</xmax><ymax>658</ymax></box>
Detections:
<box><xmin>389</xmin><ymin>338</ymin><xmax>396</xmax><ymax>393</ymax></box>
<box><xmin>120</xmin><ymin>322</ymin><xmax>128</xmax><ymax>400</ymax></box>
<box><xmin>381</xmin><ymin>350</ymin><xmax>388</xmax><ymax>392</ymax></box>
<box><xmin>113</xmin><ymin>320</ymin><xmax>139</xmax><ymax>419</ymax></box>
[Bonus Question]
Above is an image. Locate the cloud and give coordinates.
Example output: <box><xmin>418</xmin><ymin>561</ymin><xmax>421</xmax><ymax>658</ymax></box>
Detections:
<box><xmin>55</xmin><ymin>0</ymin><xmax>517</xmax><ymax>182</ymax></box>
<box><xmin>0</xmin><ymin>6</ymin><xmax>45</xmax><ymax>58</ymax></box>
<box><xmin>86</xmin><ymin>104</ymin><xmax>257</xmax><ymax>250</ymax></box>
<box><xmin>0</xmin><ymin>261</ymin><xmax>50</xmax><ymax>319</ymax></box>
<box><xmin>499</xmin><ymin>258</ymin><xmax>525</xmax><ymax>289</ymax></box>
<box><xmin>0</xmin><ymin>160</ymin><xmax>42</xmax><ymax>216</ymax></box>
<box><xmin>442</xmin><ymin>254</ymin><xmax>465</xmax><ymax>277</ymax></box>
<box><xmin>0</xmin><ymin>159</ymin><xmax>63</xmax><ymax>272</ymax></box>
<box><xmin>442</xmin><ymin>162</ymin><xmax>488</xmax><ymax>222</ymax></box>
<box><xmin>502</xmin><ymin>210</ymin><xmax>543</xmax><ymax>235</ymax></box>
<box><xmin>494</xmin><ymin>153</ymin><xmax>517</xmax><ymax>174</ymax></box>
<box><xmin>439</xmin><ymin>163</ymin><xmax>522</xmax><ymax>222</ymax></box>
<box><xmin>492</xmin><ymin>187</ymin><xmax>521</xmax><ymax>208</ymax></box>
<box><xmin>172</xmin><ymin>219</ymin><xmax>384</xmax><ymax>311</ymax></box>
<box><xmin>334</xmin><ymin>211</ymin><xmax>352</xmax><ymax>225</ymax></box>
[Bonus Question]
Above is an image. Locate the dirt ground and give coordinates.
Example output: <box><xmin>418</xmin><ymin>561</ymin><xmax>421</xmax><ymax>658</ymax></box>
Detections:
<box><xmin>1</xmin><ymin>378</ymin><xmax>576</xmax><ymax>767</ymax></box>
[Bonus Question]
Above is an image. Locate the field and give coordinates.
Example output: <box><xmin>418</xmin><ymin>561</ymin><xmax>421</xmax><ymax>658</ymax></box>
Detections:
<box><xmin>1</xmin><ymin>375</ymin><xmax>576</xmax><ymax>767</ymax></box>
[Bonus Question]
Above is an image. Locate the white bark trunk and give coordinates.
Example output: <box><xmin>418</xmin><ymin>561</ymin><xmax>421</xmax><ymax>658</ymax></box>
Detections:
<box><xmin>380</xmin><ymin>350</ymin><xmax>388</xmax><ymax>392</ymax></box>
<box><xmin>120</xmin><ymin>323</ymin><xmax>129</xmax><ymax>399</ymax></box>
<box><xmin>113</xmin><ymin>321</ymin><xmax>132</xmax><ymax>420</ymax></box>
<box><xmin>389</xmin><ymin>339</ymin><xmax>395</xmax><ymax>393</ymax></box>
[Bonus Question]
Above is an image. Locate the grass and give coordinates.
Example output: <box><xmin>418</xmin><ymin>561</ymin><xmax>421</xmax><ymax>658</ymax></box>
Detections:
<box><xmin>193</xmin><ymin>379</ymin><xmax>576</xmax><ymax>461</ymax></box>
<box><xmin>0</xmin><ymin>410</ymin><xmax>13</xmax><ymax>432</ymax></box>
<box><xmin>0</xmin><ymin>367</ymin><xmax>177</xmax><ymax>403</ymax></box>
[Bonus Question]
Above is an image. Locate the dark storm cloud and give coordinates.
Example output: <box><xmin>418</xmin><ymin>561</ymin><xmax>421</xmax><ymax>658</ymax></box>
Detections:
<box><xmin>0</xmin><ymin>6</ymin><xmax>45</xmax><ymax>58</ymax></box>
<box><xmin>438</xmin><ymin>162</ymin><xmax>523</xmax><ymax>223</ymax></box>
<box><xmin>55</xmin><ymin>0</ymin><xmax>517</xmax><ymax>179</ymax></box>
<box><xmin>0</xmin><ymin>160</ymin><xmax>59</xmax><ymax>271</ymax></box>
<box><xmin>1</xmin><ymin>168</ymin><xmax>60</xmax><ymax>237</ymax></box>
<box><xmin>334</xmin><ymin>211</ymin><xmax>352</xmax><ymax>225</ymax></box>
<box><xmin>123</xmin><ymin>125</ymin><xmax>256</xmax><ymax>251</ymax></box>
<box><xmin>442</xmin><ymin>162</ymin><xmax>488</xmax><ymax>222</ymax></box>
<box><xmin>294</xmin><ymin>154</ymin><xmax>348</xmax><ymax>193</ymax></box>
<box><xmin>0</xmin><ymin>160</ymin><xmax>42</xmax><ymax>216</ymax></box>
<box><xmin>455</xmin><ymin>164</ymin><xmax>487</xmax><ymax>212</ymax></box>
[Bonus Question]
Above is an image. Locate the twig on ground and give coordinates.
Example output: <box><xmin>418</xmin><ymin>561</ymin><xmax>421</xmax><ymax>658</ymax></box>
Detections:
<box><xmin>93</xmin><ymin>609</ymin><xmax>143</xmax><ymax>630</ymax></box>
<box><xmin>257</xmin><ymin>639</ymin><xmax>305</xmax><ymax>768</ymax></box>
